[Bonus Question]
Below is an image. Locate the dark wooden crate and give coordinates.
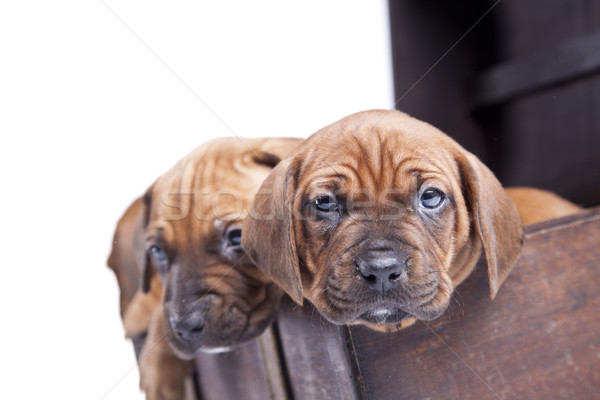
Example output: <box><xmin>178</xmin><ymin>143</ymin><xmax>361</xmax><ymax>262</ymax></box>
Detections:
<box><xmin>342</xmin><ymin>209</ymin><xmax>600</xmax><ymax>399</ymax></box>
<box><xmin>194</xmin><ymin>327</ymin><xmax>288</xmax><ymax>400</ymax></box>
<box><xmin>195</xmin><ymin>208</ymin><xmax>600</xmax><ymax>399</ymax></box>
<box><xmin>389</xmin><ymin>0</ymin><xmax>600</xmax><ymax>206</ymax></box>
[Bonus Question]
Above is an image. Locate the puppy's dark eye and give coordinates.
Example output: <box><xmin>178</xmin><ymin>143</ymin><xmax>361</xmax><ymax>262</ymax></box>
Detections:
<box><xmin>312</xmin><ymin>196</ymin><xmax>339</xmax><ymax>212</ymax></box>
<box><xmin>149</xmin><ymin>245</ymin><xmax>167</xmax><ymax>261</ymax></box>
<box><xmin>420</xmin><ymin>188</ymin><xmax>445</xmax><ymax>209</ymax></box>
<box><xmin>226</xmin><ymin>229</ymin><xmax>242</xmax><ymax>247</ymax></box>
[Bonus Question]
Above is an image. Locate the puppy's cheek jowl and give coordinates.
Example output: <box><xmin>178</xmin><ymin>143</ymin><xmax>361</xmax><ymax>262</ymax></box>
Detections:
<box><xmin>316</xmin><ymin>264</ymin><xmax>360</xmax><ymax>318</ymax></box>
<box><xmin>218</xmin><ymin>306</ymin><xmax>248</xmax><ymax>336</ymax></box>
<box><xmin>412</xmin><ymin>275</ymin><xmax>453</xmax><ymax>321</ymax></box>
<box><xmin>312</xmin><ymin>302</ymin><xmax>353</xmax><ymax>325</ymax></box>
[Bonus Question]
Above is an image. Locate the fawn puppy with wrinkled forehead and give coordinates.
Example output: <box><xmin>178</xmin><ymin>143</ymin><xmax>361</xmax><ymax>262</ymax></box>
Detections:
<box><xmin>243</xmin><ymin>110</ymin><xmax>580</xmax><ymax>332</ymax></box>
<box><xmin>108</xmin><ymin>137</ymin><xmax>301</xmax><ymax>399</ymax></box>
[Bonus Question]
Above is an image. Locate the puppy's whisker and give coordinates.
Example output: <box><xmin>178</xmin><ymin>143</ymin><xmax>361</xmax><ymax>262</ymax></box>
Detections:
<box><xmin>450</xmin><ymin>296</ymin><xmax>465</xmax><ymax>317</ymax></box>
<box><xmin>309</xmin><ymin>286</ymin><xmax>330</xmax><ymax>326</ymax></box>
<box><xmin>312</xmin><ymin>286</ymin><xmax>329</xmax><ymax>305</ymax></box>
<box><xmin>452</xmin><ymin>287</ymin><xmax>464</xmax><ymax>303</ymax></box>
<box><xmin>450</xmin><ymin>288</ymin><xmax>465</xmax><ymax>317</ymax></box>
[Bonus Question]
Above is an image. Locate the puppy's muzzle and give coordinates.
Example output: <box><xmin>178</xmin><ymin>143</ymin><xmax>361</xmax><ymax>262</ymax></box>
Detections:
<box><xmin>354</xmin><ymin>240</ymin><xmax>408</xmax><ymax>292</ymax></box>
<box><xmin>170</xmin><ymin>309</ymin><xmax>205</xmax><ymax>342</ymax></box>
<box><xmin>166</xmin><ymin>294</ymin><xmax>216</xmax><ymax>343</ymax></box>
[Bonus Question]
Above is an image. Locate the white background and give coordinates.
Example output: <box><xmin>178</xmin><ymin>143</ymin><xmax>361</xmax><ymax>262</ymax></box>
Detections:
<box><xmin>0</xmin><ymin>1</ymin><xmax>393</xmax><ymax>399</ymax></box>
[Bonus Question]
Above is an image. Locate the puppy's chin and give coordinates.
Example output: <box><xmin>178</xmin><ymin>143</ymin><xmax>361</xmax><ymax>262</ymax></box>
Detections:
<box><xmin>166</xmin><ymin>336</ymin><xmax>200</xmax><ymax>360</ymax></box>
<box><xmin>359</xmin><ymin>308</ymin><xmax>410</xmax><ymax>325</ymax></box>
<box><xmin>162</xmin><ymin>305</ymin><xmax>248</xmax><ymax>360</ymax></box>
<box><xmin>168</xmin><ymin>343</ymin><xmax>232</xmax><ymax>360</ymax></box>
<box><xmin>320</xmin><ymin>303</ymin><xmax>448</xmax><ymax>333</ymax></box>
<box><xmin>355</xmin><ymin>317</ymin><xmax>418</xmax><ymax>333</ymax></box>
<box><xmin>354</xmin><ymin>300</ymin><xmax>449</xmax><ymax>332</ymax></box>
<box><xmin>199</xmin><ymin>346</ymin><xmax>232</xmax><ymax>355</ymax></box>
<box><xmin>162</xmin><ymin>303</ymin><xmax>277</xmax><ymax>360</ymax></box>
<box><xmin>313</xmin><ymin>272</ymin><xmax>453</xmax><ymax>331</ymax></box>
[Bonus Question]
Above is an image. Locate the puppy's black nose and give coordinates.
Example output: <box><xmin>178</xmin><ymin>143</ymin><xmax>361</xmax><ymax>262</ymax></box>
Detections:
<box><xmin>170</xmin><ymin>309</ymin><xmax>205</xmax><ymax>342</ymax></box>
<box><xmin>355</xmin><ymin>247</ymin><xmax>406</xmax><ymax>291</ymax></box>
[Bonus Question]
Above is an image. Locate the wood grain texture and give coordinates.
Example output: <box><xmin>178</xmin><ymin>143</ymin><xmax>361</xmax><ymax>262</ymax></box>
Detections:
<box><xmin>194</xmin><ymin>326</ymin><xmax>288</xmax><ymax>400</ymax></box>
<box><xmin>471</xmin><ymin>32</ymin><xmax>600</xmax><ymax>108</ymax></box>
<box><xmin>193</xmin><ymin>209</ymin><xmax>600</xmax><ymax>399</ymax></box>
<box><xmin>276</xmin><ymin>297</ymin><xmax>360</xmax><ymax>400</ymax></box>
<box><xmin>346</xmin><ymin>208</ymin><xmax>600</xmax><ymax>399</ymax></box>
<box><xmin>389</xmin><ymin>0</ymin><xmax>600</xmax><ymax>206</ymax></box>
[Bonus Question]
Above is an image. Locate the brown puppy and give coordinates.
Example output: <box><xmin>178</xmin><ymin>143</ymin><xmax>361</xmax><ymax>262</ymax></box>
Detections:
<box><xmin>108</xmin><ymin>137</ymin><xmax>300</xmax><ymax>397</ymax></box>
<box><xmin>143</xmin><ymin>137</ymin><xmax>300</xmax><ymax>356</ymax></box>
<box><xmin>243</xmin><ymin>110</ymin><xmax>568</xmax><ymax>333</ymax></box>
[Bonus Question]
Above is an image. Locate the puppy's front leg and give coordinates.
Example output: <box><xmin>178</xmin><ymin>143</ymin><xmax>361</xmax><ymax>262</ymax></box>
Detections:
<box><xmin>138</xmin><ymin>307</ymin><xmax>193</xmax><ymax>400</ymax></box>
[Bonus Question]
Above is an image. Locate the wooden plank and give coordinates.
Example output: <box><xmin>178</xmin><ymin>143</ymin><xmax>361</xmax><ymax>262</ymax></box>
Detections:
<box><xmin>193</xmin><ymin>209</ymin><xmax>600</xmax><ymax>398</ymax></box>
<box><xmin>345</xmin><ymin>208</ymin><xmax>600</xmax><ymax>399</ymax></box>
<box><xmin>491</xmin><ymin>0</ymin><xmax>595</xmax><ymax>60</ymax></box>
<box><xmin>275</xmin><ymin>297</ymin><xmax>360</xmax><ymax>399</ymax></box>
<box><xmin>194</xmin><ymin>326</ymin><xmax>288</xmax><ymax>400</ymax></box>
<box><xmin>479</xmin><ymin>74</ymin><xmax>600</xmax><ymax>207</ymax></box>
<box><xmin>471</xmin><ymin>32</ymin><xmax>600</xmax><ymax>108</ymax></box>
<box><xmin>387</xmin><ymin>0</ymin><xmax>494</xmax><ymax>159</ymax></box>
<box><xmin>388</xmin><ymin>0</ymin><xmax>600</xmax><ymax>207</ymax></box>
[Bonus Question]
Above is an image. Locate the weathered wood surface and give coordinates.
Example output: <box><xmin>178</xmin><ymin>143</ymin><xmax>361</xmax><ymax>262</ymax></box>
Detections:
<box><xmin>470</xmin><ymin>31</ymin><xmax>600</xmax><ymax>108</ymax></box>
<box><xmin>389</xmin><ymin>0</ymin><xmax>600</xmax><ymax>206</ymax></box>
<box><xmin>343</xmin><ymin>208</ymin><xmax>600</xmax><ymax>399</ymax></box>
<box><xmin>275</xmin><ymin>298</ymin><xmax>358</xmax><ymax>400</ymax></box>
<box><xmin>194</xmin><ymin>326</ymin><xmax>288</xmax><ymax>400</ymax></box>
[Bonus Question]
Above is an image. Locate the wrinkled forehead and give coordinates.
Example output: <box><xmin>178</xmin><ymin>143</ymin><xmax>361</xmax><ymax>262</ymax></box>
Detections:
<box><xmin>147</xmin><ymin>184</ymin><xmax>252</xmax><ymax>250</ymax></box>
<box><xmin>296</xmin><ymin>114</ymin><xmax>460</xmax><ymax>192</ymax></box>
<box><xmin>146</xmin><ymin>211</ymin><xmax>230</xmax><ymax>248</ymax></box>
<box><xmin>151</xmin><ymin>145</ymin><xmax>270</xmax><ymax>223</ymax></box>
<box><xmin>151</xmin><ymin>186</ymin><xmax>251</xmax><ymax>224</ymax></box>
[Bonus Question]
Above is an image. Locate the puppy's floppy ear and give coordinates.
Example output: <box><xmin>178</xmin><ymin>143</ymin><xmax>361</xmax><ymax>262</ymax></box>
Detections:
<box><xmin>458</xmin><ymin>152</ymin><xmax>523</xmax><ymax>299</ymax></box>
<box><xmin>252</xmin><ymin>151</ymin><xmax>282</xmax><ymax>169</ymax></box>
<box><xmin>137</xmin><ymin>185</ymin><xmax>156</xmax><ymax>294</ymax></box>
<box><xmin>251</xmin><ymin>137</ymin><xmax>302</xmax><ymax>169</ymax></box>
<box><xmin>242</xmin><ymin>157</ymin><xmax>304</xmax><ymax>305</ymax></box>
<box><xmin>107</xmin><ymin>197</ymin><xmax>144</xmax><ymax>316</ymax></box>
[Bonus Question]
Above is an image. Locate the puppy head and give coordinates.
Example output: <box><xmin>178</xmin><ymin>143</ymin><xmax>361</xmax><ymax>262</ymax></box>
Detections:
<box><xmin>243</xmin><ymin>110</ymin><xmax>522</xmax><ymax>332</ymax></box>
<box><xmin>138</xmin><ymin>137</ymin><xmax>300</xmax><ymax>358</ymax></box>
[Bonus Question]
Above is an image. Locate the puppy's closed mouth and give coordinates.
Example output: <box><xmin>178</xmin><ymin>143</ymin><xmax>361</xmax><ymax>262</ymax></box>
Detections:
<box><xmin>359</xmin><ymin>308</ymin><xmax>409</xmax><ymax>324</ymax></box>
